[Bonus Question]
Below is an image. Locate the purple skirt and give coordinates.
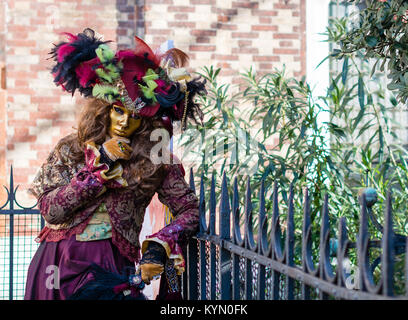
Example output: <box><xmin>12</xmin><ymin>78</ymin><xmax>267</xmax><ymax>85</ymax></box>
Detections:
<box><xmin>24</xmin><ymin>235</ymin><xmax>135</xmax><ymax>300</ymax></box>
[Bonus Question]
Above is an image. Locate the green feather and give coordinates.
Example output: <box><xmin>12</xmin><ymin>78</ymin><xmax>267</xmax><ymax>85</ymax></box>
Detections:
<box><xmin>95</xmin><ymin>68</ymin><xmax>113</xmax><ymax>83</ymax></box>
<box><xmin>95</xmin><ymin>44</ymin><xmax>115</xmax><ymax>63</ymax></box>
<box><xmin>105</xmin><ymin>64</ymin><xmax>120</xmax><ymax>80</ymax></box>
<box><xmin>92</xmin><ymin>84</ymin><xmax>120</xmax><ymax>103</ymax></box>
<box><xmin>95</xmin><ymin>44</ymin><xmax>121</xmax><ymax>84</ymax></box>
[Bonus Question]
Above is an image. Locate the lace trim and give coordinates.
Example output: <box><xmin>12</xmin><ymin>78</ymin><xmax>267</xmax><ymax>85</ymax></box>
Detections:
<box><xmin>140</xmin><ymin>241</ymin><xmax>167</xmax><ymax>265</ymax></box>
<box><xmin>142</xmin><ymin>236</ymin><xmax>185</xmax><ymax>275</ymax></box>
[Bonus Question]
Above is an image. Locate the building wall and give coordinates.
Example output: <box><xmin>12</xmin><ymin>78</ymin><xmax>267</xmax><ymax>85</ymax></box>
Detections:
<box><xmin>1</xmin><ymin>0</ymin><xmax>306</xmax><ymax>203</ymax></box>
<box><xmin>144</xmin><ymin>0</ymin><xmax>306</xmax><ymax>85</ymax></box>
<box><xmin>0</xmin><ymin>1</ymin><xmax>7</xmax><ymax>202</ymax></box>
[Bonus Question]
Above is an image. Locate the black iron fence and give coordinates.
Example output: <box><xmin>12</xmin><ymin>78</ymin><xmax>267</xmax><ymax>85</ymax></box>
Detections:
<box><xmin>181</xmin><ymin>169</ymin><xmax>408</xmax><ymax>300</ymax></box>
<box><xmin>1</xmin><ymin>167</ymin><xmax>408</xmax><ymax>300</ymax></box>
<box><xmin>0</xmin><ymin>166</ymin><xmax>43</xmax><ymax>300</ymax></box>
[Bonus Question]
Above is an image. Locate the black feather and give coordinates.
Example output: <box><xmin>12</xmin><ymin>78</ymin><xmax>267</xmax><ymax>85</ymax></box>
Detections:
<box><xmin>156</xmin><ymin>83</ymin><xmax>185</xmax><ymax>108</ymax></box>
<box><xmin>68</xmin><ymin>264</ymin><xmax>147</xmax><ymax>300</ymax></box>
<box><xmin>49</xmin><ymin>28</ymin><xmax>109</xmax><ymax>96</ymax></box>
<box><xmin>182</xmin><ymin>76</ymin><xmax>207</xmax><ymax>128</ymax></box>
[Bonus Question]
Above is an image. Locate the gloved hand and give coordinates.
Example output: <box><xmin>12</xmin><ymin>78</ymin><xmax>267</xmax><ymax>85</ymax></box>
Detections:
<box><xmin>140</xmin><ymin>264</ymin><xmax>164</xmax><ymax>285</ymax></box>
<box><xmin>140</xmin><ymin>241</ymin><xmax>167</xmax><ymax>285</ymax></box>
<box><xmin>101</xmin><ymin>137</ymin><xmax>132</xmax><ymax>163</ymax></box>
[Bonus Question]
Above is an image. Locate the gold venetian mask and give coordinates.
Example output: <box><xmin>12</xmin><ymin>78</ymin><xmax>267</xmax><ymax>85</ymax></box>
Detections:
<box><xmin>108</xmin><ymin>104</ymin><xmax>141</xmax><ymax>138</ymax></box>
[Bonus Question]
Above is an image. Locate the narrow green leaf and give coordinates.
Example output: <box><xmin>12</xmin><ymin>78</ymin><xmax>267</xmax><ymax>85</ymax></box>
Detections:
<box><xmin>365</xmin><ymin>36</ymin><xmax>378</xmax><ymax>47</ymax></box>
<box><xmin>341</xmin><ymin>57</ymin><xmax>349</xmax><ymax>85</ymax></box>
<box><xmin>358</xmin><ymin>76</ymin><xmax>365</xmax><ymax>109</ymax></box>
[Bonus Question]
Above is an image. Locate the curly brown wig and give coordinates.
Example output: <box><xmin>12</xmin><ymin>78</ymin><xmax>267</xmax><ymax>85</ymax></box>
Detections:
<box><xmin>56</xmin><ymin>98</ymin><xmax>169</xmax><ymax>197</ymax></box>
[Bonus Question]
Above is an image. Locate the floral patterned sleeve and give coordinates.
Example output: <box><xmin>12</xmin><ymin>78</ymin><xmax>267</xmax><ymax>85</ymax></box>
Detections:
<box><xmin>29</xmin><ymin>141</ymin><xmax>127</xmax><ymax>226</ymax></box>
<box><xmin>141</xmin><ymin>164</ymin><xmax>199</xmax><ymax>274</ymax></box>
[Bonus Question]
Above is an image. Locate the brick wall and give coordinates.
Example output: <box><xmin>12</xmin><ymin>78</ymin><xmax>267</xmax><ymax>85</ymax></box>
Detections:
<box><xmin>0</xmin><ymin>1</ymin><xmax>6</xmax><ymax>202</ymax></box>
<box><xmin>145</xmin><ymin>0</ymin><xmax>306</xmax><ymax>86</ymax></box>
<box><xmin>2</xmin><ymin>0</ymin><xmax>306</xmax><ymax>203</ymax></box>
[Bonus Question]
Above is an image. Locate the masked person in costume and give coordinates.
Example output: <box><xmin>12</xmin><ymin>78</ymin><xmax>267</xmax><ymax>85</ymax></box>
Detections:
<box><xmin>24</xmin><ymin>28</ymin><xmax>205</xmax><ymax>300</ymax></box>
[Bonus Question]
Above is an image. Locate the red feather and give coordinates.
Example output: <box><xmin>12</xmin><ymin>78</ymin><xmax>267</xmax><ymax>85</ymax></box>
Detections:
<box><xmin>57</xmin><ymin>43</ymin><xmax>76</xmax><ymax>62</ymax></box>
<box><xmin>75</xmin><ymin>57</ymin><xmax>99</xmax><ymax>87</ymax></box>
<box><xmin>133</xmin><ymin>36</ymin><xmax>161</xmax><ymax>66</ymax></box>
<box><xmin>60</xmin><ymin>32</ymin><xmax>78</xmax><ymax>42</ymax></box>
<box><xmin>138</xmin><ymin>102</ymin><xmax>160</xmax><ymax>117</ymax></box>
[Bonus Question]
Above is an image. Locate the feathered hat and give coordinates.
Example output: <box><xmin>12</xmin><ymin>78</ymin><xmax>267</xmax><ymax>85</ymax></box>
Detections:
<box><xmin>49</xmin><ymin>28</ymin><xmax>205</xmax><ymax>133</ymax></box>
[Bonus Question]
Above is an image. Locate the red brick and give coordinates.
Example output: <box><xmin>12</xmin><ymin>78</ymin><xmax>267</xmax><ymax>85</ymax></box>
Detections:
<box><xmin>211</xmin><ymin>54</ymin><xmax>239</xmax><ymax>61</ymax></box>
<box><xmin>217</xmin><ymin>15</ymin><xmax>230</xmax><ymax>23</ymax></box>
<box><xmin>215</xmin><ymin>8</ymin><xmax>238</xmax><ymax>16</ymax></box>
<box><xmin>279</xmin><ymin>40</ymin><xmax>293</xmax><ymax>47</ymax></box>
<box><xmin>274</xmin><ymin>3</ymin><xmax>298</xmax><ymax>10</ymax></box>
<box><xmin>118</xmin><ymin>21</ymin><xmax>135</xmax><ymax>28</ymax></box>
<box><xmin>12</xmin><ymin>134</ymin><xmax>36</xmax><ymax>143</ymax></box>
<box><xmin>238</xmin><ymin>40</ymin><xmax>252</xmax><ymax>47</ymax></box>
<box><xmin>232</xmin><ymin>47</ymin><xmax>259</xmax><ymax>54</ymax></box>
<box><xmin>29</xmin><ymin>112</ymin><xmax>59</xmax><ymax>120</ymax></box>
<box><xmin>232</xmin><ymin>2</ymin><xmax>259</xmax><ymax>9</ymax></box>
<box><xmin>29</xmin><ymin>159</ymin><xmax>44</xmax><ymax>167</ymax></box>
<box><xmin>219</xmin><ymin>69</ymin><xmax>237</xmax><ymax>76</ymax></box>
<box><xmin>10</xmin><ymin>174</ymin><xmax>29</xmax><ymax>184</ymax></box>
<box><xmin>30</xmin><ymin>18</ymin><xmax>47</xmax><ymax>25</ymax></box>
<box><xmin>6</xmin><ymin>25</ymin><xmax>31</xmax><ymax>33</ymax></box>
<box><xmin>7</xmin><ymin>87</ymin><xmax>35</xmax><ymax>95</ymax></box>
<box><xmin>232</xmin><ymin>77</ymin><xmax>245</xmax><ymax>85</ymax></box>
<box><xmin>153</xmin><ymin>36</ymin><xmax>168</xmax><ymax>43</ymax></box>
<box><xmin>190</xmin><ymin>0</ymin><xmax>215</xmax><ymax>4</ymax></box>
<box><xmin>210</xmin><ymin>22</ymin><xmax>237</xmax><ymax>30</ymax></box>
<box><xmin>8</xmin><ymin>40</ymin><xmax>37</xmax><ymax>47</ymax></box>
<box><xmin>168</xmin><ymin>6</ymin><xmax>195</xmax><ymax>12</ymax></box>
<box><xmin>216</xmin><ymin>62</ymin><xmax>231</xmax><ymax>69</ymax></box>
<box><xmin>8</xmin><ymin>120</ymin><xmax>37</xmax><ymax>127</ymax></box>
<box><xmin>30</xmin><ymin>64</ymin><xmax>46</xmax><ymax>72</ymax></box>
<box><xmin>196</xmin><ymin>36</ymin><xmax>210</xmax><ymax>43</ymax></box>
<box><xmin>251</xmin><ymin>25</ymin><xmax>278</xmax><ymax>32</ymax></box>
<box><xmin>273</xmin><ymin>48</ymin><xmax>299</xmax><ymax>55</ymax></box>
<box><xmin>145</xmin><ymin>28</ymin><xmax>172</xmax><ymax>35</ymax></box>
<box><xmin>253</xmin><ymin>56</ymin><xmax>280</xmax><ymax>62</ymax></box>
<box><xmin>189</xmin><ymin>45</ymin><xmax>216</xmax><ymax>52</ymax></box>
<box><xmin>31</xmin><ymin>144</ymin><xmax>55</xmax><ymax>151</ymax></box>
<box><xmin>168</xmin><ymin>21</ymin><xmax>196</xmax><ymax>28</ymax></box>
<box><xmin>191</xmin><ymin>29</ymin><xmax>217</xmax><ymax>37</ymax></box>
<box><xmin>14</xmin><ymin>80</ymin><xmax>29</xmax><ymax>87</ymax></box>
<box><xmin>231</xmin><ymin>32</ymin><xmax>259</xmax><ymax>38</ymax></box>
<box><xmin>117</xmin><ymin>28</ymin><xmax>128</xmax><ymax>36</ymax></box>
<box><xmin>273</xmin><ymin>33</ymin><xmax>299</xmax><ymax>39</ymax></box>
<box><xmin>37</xmin><ymin>150</ymin><xmax>51</xmax><ymax>160</ymax></box>
<box><xmin>174</xmin><ymin>13</ymin><xmax>188</xmax><ymax>20</ymax></box>
<box><xmin>13</xmin><ymin>127</ymin><xmax>28</xmax><ymax>136</ymax></box>
<box><xmin>259</xmin><ymin>17</ymin><xmax>272</xmax><ymax>24</ymax></box>
<box><xmin>251</xmin><ymin>9</ymin><xmax>278</xmax><ymax>16</ymax></box>
<box><xmin>259</xmin><ymin>63</ymin><xmax>273</xmax><ymax>70</ymax></box>
<box><xmin>148</xmin><ymin>0</ymin><xmax>173</xmax><ymax>3</ymax></box>
<box><xmin>10</xmin><ymin>31</ymin><xmax>29</xmax><ymax>39</ymax></box>
<box><xmin>31</xmin><ymin>96</ymin><xmax>60</xmax><ymax>104</ymax></box>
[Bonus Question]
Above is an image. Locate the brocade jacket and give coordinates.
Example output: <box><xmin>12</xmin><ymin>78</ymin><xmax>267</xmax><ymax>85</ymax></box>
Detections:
<box><xmin>28</xmin><ymin>134</ymin><xmax>199</xmax><ymax>274</ymax></box>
